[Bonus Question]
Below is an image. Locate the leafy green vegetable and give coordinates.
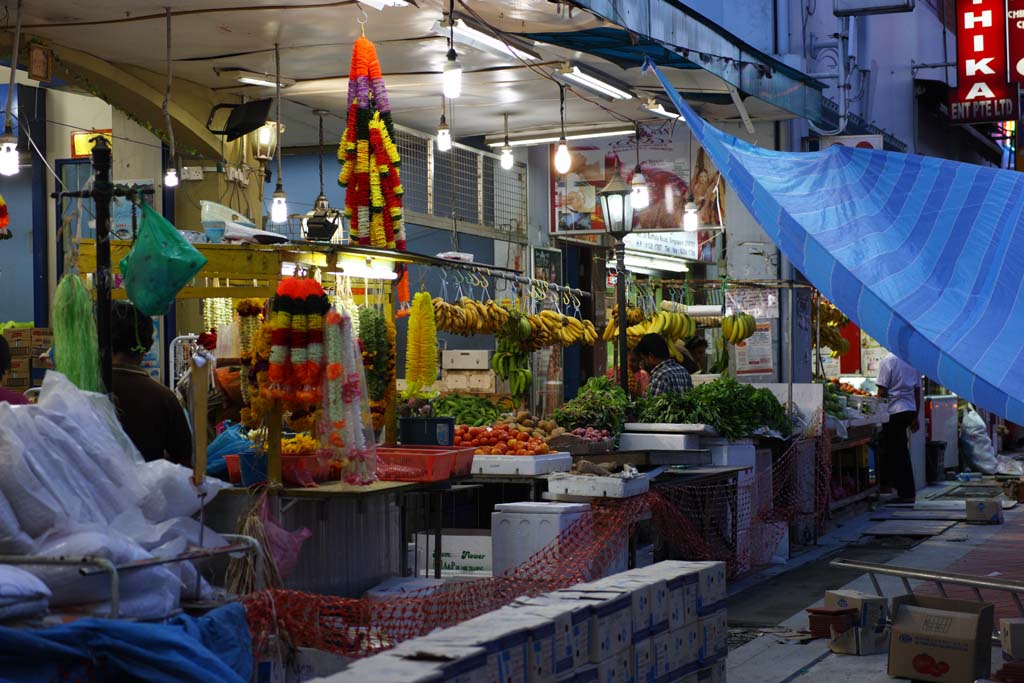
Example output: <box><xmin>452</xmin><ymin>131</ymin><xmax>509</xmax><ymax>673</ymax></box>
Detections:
<box><xmin>634</xmin><ymin>377</ymin><xmax>791</xmax><ymax>440</ymax></box>
<box><xmin>553</xmin><ymin>377</ymin><xmax>631</xmax><ymax>436</ymax></box>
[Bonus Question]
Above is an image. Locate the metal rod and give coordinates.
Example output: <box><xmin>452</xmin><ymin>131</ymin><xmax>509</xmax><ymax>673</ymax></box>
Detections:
<box><xmin>616</xmin><ymin>238</ymin><xmax>628</xmax><ymax>393</ymax></box>
<box><xmin>831</xmin><ymin>558</ymin><xmax>1024</xmax><ymax>593</ymax></box>
<box><xmin>934</xmin><ymin>580</ymin><xmax>948</xmax><ymax>597</ymax></box>
<box><xmin>972</xmin><ymin>586</ymin><xmax>984</xmax><ymax>601</ymax></box>
<box><xmin>0</xmin><ymin>555</ymin><xmax>119</xmax><ymax>618</ymax></box>
<box><xmin>901</xmin><ymin>577</ymin><xmax>912</xmax><ymax>594</ymax></box>
<box><xmin>868</xmin><ymin>571</ymin><xmax>883</xmax><ymax>597</ymax></box>
<box><xmin>92</xmin><ymin>137</ymin><xmax>114</xmax><ymax>391</ymax></box>
<box><xmin>78</xmin><ymin>541</ymin><xmax>257</xmax><ymax>576</ymax></box>
<box><xmin>1013</xmin><ymin>592</ymin><xmax>1024</xmax><ymax>617</ymax></box>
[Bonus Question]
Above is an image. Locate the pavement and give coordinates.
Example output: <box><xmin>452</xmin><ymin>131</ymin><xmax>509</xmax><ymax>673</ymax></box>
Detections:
<box><xmin>725</xmin><ymin>495</ymin><xmax>1022</xmax><ymax>683</ymax></box>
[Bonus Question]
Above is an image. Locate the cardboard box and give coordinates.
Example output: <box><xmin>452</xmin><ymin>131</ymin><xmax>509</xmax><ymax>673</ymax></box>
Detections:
<box><xmin>442</xmin><ymin>350</ymin><xmax>490</xmax><ymax>370</ymax></box>
<box><xmin>632</xmin><ymin>639</ymin><xmax>653</xmax><ymax>683</ymax></box>
<box><xmin>824</xmin><ymin>590</ymin><xmax>888</xmax><ymax>629</ymax></box>
<box><xmin>966</xmin><ymin>498</ymin><xmax>1004</xmax><ymax>524</ymax></box>
<box><xmin>887</xmin><ymin>595</ymin><xmax>994</xmax><ymax>682</ymax></box>
<box><xmin>3</xmin><ymin>328</ymin><xmax>31</xmax><ymax>348</ymax></box>
<box><xmin>551</xmin><ymin>590</ymin><xmax>631</xmax><ymax>662</ymax></box>
<box><xmin>425</xmin><ymin>614</ymin><xmax>529</xmax><ymax>683</ymax></box>
<box><xmin>388</xmin><ymin>643</ymin><xmax>487</xmax><ymax>683</ymax></box>
<box><xmin>511</xmin><ymin>597</ymin><xmax>592</xmax><ymax>673</ymax></box>
<box><xmin>698</xmin><ymin>609</ymin><xmax>728</xmax><ymax>663</ymax></box>
<box><xmin>830</xmin><ymin>624</ymin><xmax>890</xmax><ymax>656</ymax></box>
<box><xmin>596</xmin><ymin>648</ymin><xmax>632</xmax><ymax>683</ymax></box>
<box><xmin>414</xmin><ymin>529</ymin><xmax>492</xmax><ymax>576</ymax></box>
<box><xmin>650</xmin><ymin>631</ymin><xmax>673</xmax><ymax>680</ymax></box>
<box><xmin>672</xmin><ymin>623</ymin><xmax>701</xmax><ymax>670</ymax></box>
<box><xmin>443</xmin><ymin>372</ymin><xmax>471</xmax><ymax>391</ymax></box>
<box><xmin>8</xmin><ymin>357</ymin><xmax>29</xmax><ymax>375</ymax></box>
<box><xmin>1001</xmin><ymin>618</ymin><xmax>1024</xmax><ymax>660</ymax></box>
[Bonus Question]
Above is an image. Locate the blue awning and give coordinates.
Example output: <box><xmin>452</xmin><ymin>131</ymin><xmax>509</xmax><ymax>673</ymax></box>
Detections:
<box><xmin>649</xmin><ymin>59</ymin><xmax>1024</xmax><ymax>422</ymax></box>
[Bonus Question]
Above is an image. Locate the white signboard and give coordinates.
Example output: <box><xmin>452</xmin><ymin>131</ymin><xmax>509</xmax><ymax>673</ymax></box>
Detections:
<box><xmin>833</xmin><ymin>0</ymin><xmax>914</xmax><ymax>17</ymax></box>
<box><xmin>623</xmin><ymin>231</ymin><xmax>698</xmax><ymax>261</ymax></box>
<box><xmin>735</xmin><ymin>322</ymin><xmax>775</xmax><ymax>376</ymax></box>
<box><xmin>726</xmin><ymin>289</ymin><xmax>779</xmax><ymax>320</ymax></box>
<box><xmin>818</xmin><ymin>135</ymin><xmax>884</xmax><ymax>150</ymax></box>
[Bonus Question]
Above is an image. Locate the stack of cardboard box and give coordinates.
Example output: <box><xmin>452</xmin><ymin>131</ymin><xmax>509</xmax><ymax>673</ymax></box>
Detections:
<box><xmin>442</xmin><ymin>350</ymin><xmax>497</xmax><ymax>394</ymax></box>
<box><xmin>2</xmin><ymin>327</ymin><xmax>44</xmax><ymax>392</ymax></box>
<box><xmin>320</xmin><ymin>561</ymin><xmax>728</xmax><ymax>683</ymax></box>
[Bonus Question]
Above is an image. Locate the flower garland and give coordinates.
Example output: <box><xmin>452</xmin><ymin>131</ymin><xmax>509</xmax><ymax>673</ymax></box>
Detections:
<box><xmin>241</xmin><ymin>321</ymin><xmax>273</xmax><ymax>429</ymax></box>
<box><xmin>237</xmin><ymin>298</ymin><xmax>264</xmax><ymax>406</ymax></box>
<box><xmin>337</xmin><ymin>35</ymin><xmax>405</xmax><ymax>250</ymax></box>
<box><xmin>321</xmin><ymin>306</ymin><xmax>377</xmax><ymax>485</ymax></box>
<box><xmin>404</xmin><ymin>291</ymin><xmax>438</xmax><ymax>396</ymax></box>
<box><xmin>370</xmin><ymin>315</ymin><xmax>397</xmax><ymax>433</ymax></box>
<box><xmin>265</xmin><ymin>277</ymin><xmax>329</xmax><ymax>404</ymax></box>
<box><xmin>0</xmin><ymin>194</ymin><xmax>10</xmax><ymax>240</ymax></box>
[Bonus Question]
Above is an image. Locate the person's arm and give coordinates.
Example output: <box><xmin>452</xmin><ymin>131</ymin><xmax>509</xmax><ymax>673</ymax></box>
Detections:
<box><xmin>876</xmin><ymin>359</ymin><xmax>891</xmax><ymax>400</ymax></box>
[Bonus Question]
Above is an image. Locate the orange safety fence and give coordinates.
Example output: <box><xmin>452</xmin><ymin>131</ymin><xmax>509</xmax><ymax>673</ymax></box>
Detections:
<box><xmin>244</xmin><ymin>414</ymin><xmax>831</xmax><ymax>659</ymax></box>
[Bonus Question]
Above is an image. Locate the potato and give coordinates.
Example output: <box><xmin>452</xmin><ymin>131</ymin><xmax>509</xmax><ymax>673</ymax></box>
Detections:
<box><xmin>516</xmin><ymin>410</ymin><xmax>532</xmax><ymax>422</ymax></box>
<box><xmin>550</xmin><ymin>427</ymin><xmax>566</xmax><ymax>437</ymax></box>
<box><xmin>522</xmin><ymin>419</ymin><xmax>536</xmax><ymax>428</ymax></box>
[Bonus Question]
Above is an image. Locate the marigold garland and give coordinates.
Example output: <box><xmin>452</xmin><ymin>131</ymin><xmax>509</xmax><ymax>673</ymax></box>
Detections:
<box><xmin>337</xmin><ymin>35</ymin><xmax>405</xmax><ymax>250</ymax></box>
<box><xmin>404</xmin><ymin>291</ymin><xmax>438</xmax><ymax>396</ymax></box>
<box><xmin>265</xmin><ymin>277</ymin><xmax>330</xmax><ymax>403</ymax></box>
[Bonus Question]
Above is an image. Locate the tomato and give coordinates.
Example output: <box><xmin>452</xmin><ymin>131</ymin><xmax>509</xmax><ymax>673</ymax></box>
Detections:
<box><xmin>454</xmin><ymin>437</ymin><xmax>462</xmax><ymax>446</ymax></box>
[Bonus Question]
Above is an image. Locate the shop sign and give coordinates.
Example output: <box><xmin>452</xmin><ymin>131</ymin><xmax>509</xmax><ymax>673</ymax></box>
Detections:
<box><xmin>818</xmin><ymin>134</ymin><xmax>884</xmax><ymax>150</ymax></box>
<box><xmin>70</xmin><ymin>130</ymin><xmax>112</xmax><ymax>158</ymax></box>
<box><xmin>949</xmin><ymin>0</ymin><xmax>1018</xmax><ymax>124</ymax></box>
<box><xmin>623</xmin><ymin>231</ymin><xmax>699</xmax><ymax>261</ymax></box>
<box><xmin>1009</xmin><ymin>0</ymin><xmax>1024</xmax><ymax>82</ymax></box>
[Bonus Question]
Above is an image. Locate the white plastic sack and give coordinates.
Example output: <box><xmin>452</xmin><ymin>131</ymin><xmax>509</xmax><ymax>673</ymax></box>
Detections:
<box><xmin>0</xmin><ymin>487</ymin><xmax>33</xmax><ymax>555</ymax></box>
<box><xmin>0</xmin><ymin>564</ymin><xmax>51</xmax><ymax>621</ymax></box>
<box><xmin>0</xmin><ymin>410</ymin><xmax>64</xmax><ymax>538</ymax></box>
<box><xmin>961</xmin><ymin>407</ymin><xmax>998</xmax><ymax>474</ymax></box>
<box><xmin>136</xmin><ymin>459</ymin><xmax>229</xmax><ymax>522</ymax></box>
<box><xmin>997</xmin><ymin>455</ymin><xmax>1024</xmax><ymax>476</ymax></box>
<box><xmin>32</xmin><ymin>529</ymin><xmax>151</xmax><ymax>606</ymax></box>
<box><xmin>151</xmin><ymin>537</ymin><xmax>213</xmax><ymax>602</ymax></box>
<box><xmin>110</xmin><ymin>512</ymin><xmax>226</xmax><ymax>552</ymax></box>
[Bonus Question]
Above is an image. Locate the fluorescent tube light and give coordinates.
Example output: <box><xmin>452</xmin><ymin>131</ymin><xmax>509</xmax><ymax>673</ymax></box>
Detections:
<box><xmin>218</xmin><ymin>69</ymin><xmax>295</xmax><ymax>88</ymax></box>
<box><xmin>555</xmin><ymin>64</ymin><xmax>633</xmax><ymax>100</ymax></box>
<box><xmin>486</xmin><ymin>127</ymin><xmax>633</xmax><ymax>148</ymax></box>
<box><xmin>358</xmin><ymin>0</ymin><xmax>409</xmax><ymax>9</ymax></box>
<box><xmin>432</xmin><ymin>18</ymin><xmax>538</xmax><ymax>61</ymax></box>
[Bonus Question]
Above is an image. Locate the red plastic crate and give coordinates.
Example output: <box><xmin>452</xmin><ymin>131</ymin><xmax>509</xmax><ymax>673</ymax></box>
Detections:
<box><xmin>376</xmin><ymin>447</ymin><xmax>456</xmax><ymax>482</ymax></box>
<box><xmin>282</xmin><ymin>454</ymin><xmax>333</xmax><ymax>488</ymax></box>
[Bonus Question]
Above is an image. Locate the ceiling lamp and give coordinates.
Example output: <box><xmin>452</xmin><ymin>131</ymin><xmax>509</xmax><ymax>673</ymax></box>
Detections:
<box><xmin>253</xmin><ymin>120</ymin><xmax>284</xmax><ymax>161</ymax></box>
<box><xmin>441</xmin><ymin>2</ymin><xmax>462</xmax><ymax>99</ymax></box>
<box><xmin>598</xmin><ymin>173</ymin><xmax>634</xmax><ymax>238</ymax></box>
<box><xmin>553</xmin><ymin>86</ymin><xmax>571</xmax><ymax>175</ymax></box>
<box><xmin>644</xmin><ymin>98</ymin><xmax>683</xmax><ymax>120</ymax></box>
<box><xmin>217</xmin><ymin>68</ymin><xmax>296</xmax><ymax>88</ymax></box>
<box><xmin>303</xmin><ymin>109</ymin><xmax>344</xmax><ymax>241</ymax></box>
<box><xmin>630</xmin><ymin>124</ymin><xmax>649</xmax><ymax>211</ymax></box>
<box><xmin>499</xmin><ymin>113</ymin><xmax>514</xmax><ymax>170</ymax></box>
<box><xmin>269</xmin><ymin>43</ymin><xmax>288</xmax><ymax>225</ymax></box>
<box><xmin>357</xmin><ymin>0</ymin><xmax>409</xmax><ymax>9</ymax></box>
<box><xmin>555</xmin><ymin>63</ymin><xmax>633</xmax><ymax>101</ymax></box>
<box><xmin>683</xmin><ymin>198</ymin><xmax>699</xmax><ymax>232</ymax></box>
<box><xmin>436</xmin><ymin>96</ymin><xmax>452</xmax><ymax>152</ymax></box>
<box><xmin>0</xmin><ymin>0</ymin><xmax>23</xmax><ymax>177</ymax></box>
<box><xmin>162</xmin><ymin>8</ymin><xmax>178</xmax><ymax>190</ymax></box>
<box><xmin>431</xmin><ymin>17</ymin><xmax>538</xmax><ymax>61</ymax></box>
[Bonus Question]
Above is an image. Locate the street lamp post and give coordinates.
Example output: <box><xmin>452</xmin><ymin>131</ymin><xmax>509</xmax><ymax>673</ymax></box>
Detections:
<box><xmin>598</xmin><ymin>174</ymin><xmax>635</xmax><ymax>393</ymax></box>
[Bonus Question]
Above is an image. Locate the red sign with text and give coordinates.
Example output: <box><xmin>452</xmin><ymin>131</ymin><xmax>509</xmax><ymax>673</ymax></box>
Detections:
<box><xmin>949</xmin><ymin>0</ymin><xmax>1018</xmax><ymax>124</ymax></box>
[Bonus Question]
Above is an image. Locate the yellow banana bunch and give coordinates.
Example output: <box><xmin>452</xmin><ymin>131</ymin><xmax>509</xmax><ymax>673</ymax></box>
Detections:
<box><xmin>721</xmin><ymin>313</ymin><xmax>757</xmax><ymax>344</ymax></box>
<box><xmin>610</xmin><ymin>304</ymin><xmax>644</xmax><ymax>325</ymax></box>
<box><xmin>520</xmin><ymin>310</ymin><xmax>596</xmax><ymax>351</ymax></box>
<box><xmin>811</xmin><ymin>298</ymin><xmax>851</xmax><ymax>356</ymax></box>
<box><xmin>612</xmin><ymin>310</ymin><xmax>697</xmax><ymax>348</ymax></box>
<box><xmin>433</xmin><ymin>297</ymin><xmax>511</xmax><ymax>336</ymax></box>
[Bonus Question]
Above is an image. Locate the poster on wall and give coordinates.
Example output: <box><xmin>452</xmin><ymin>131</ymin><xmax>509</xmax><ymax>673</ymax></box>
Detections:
<box><xmin>860</xmin><ymin>331</ymin><xmax>887</xmax><ymax>377</ymax></box>
<box><xmin>110</xmin><ymin>179</ymin><xmax>155</xmax><ymax>240</ymax></box>
<box><xmin>734</xmin><ymin>322</ymin><xmax>774</xmax><ymax>376</ymax></box>
<box><xmin>550</xmin><ymin>121</ymin><xmax>721</xmax><ymax>262</ymax></box>
<box><xmin>725</xmin><ymin>288</ymin><xmax>779</xmax><ymax>319</ymax></box>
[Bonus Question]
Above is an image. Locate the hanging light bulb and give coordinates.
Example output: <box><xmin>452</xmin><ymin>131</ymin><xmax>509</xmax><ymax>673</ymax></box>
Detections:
<box><xmin>437</xmin><ymin>96</ymin><xmax>452</xmax><ymax>152</ymax></box>
<box><xmin>553</xmin><ymin>85</ymin><xmax>571</xmax><ymax>174</ymax></box>
<box><xmin>631</xmin><ymin>168</ymin><xmax>649</xmax><ymax>210</ymax></box>
<box><xmin>499</xmin><ymin>112</ymin><xmax>513</xmax><ymax>170</ymax></box>
<box><xmin>554</xmin><ymin>137</ymin><xmax>572</xmax><ymax>174</ymax></box>
<box><xmin>163</xmin><ymin>167</ymin><xmax>179</xmax><ymax>188</ymax></box>
<box><xmin>683</xmin><ymin>198</ymin><xmax>699</xmax><ymax>232</ymax></box>
<box><xmin>0</xmin><ymin>135</ymin><xmax>18</xmax><ymax>177</ymax></box>
<box><xmin>443</xmin><ymin>48</ymin><xmax>462</xmax><ymax>99</ymax></box>
<box><xmin>271</xmin><ymin>185</ymin><xmax>288</xmax><ymax>224</ymax></box>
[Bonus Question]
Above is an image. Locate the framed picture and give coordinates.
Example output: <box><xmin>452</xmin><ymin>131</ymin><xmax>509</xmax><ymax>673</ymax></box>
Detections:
<box><xmin>28</xmin><ymin>44</ymin><xmax>53</xmax><ymax>82</ymax></box>
<box><xmin>531</xmin><ymin>247</ymin><xmax>563</xmax><ymax>287</ymax></box>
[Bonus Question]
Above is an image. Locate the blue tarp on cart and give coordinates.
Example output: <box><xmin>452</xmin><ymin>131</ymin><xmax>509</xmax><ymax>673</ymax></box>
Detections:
<box><xmin>649</xmin><ymin>59</ymin><xmax>1024</xmax><ymax>423</ymax></box>
<box><xmin>0</xmin><ymin>602</ymin><xmax>251</xmax><ymax>683</ymax></box>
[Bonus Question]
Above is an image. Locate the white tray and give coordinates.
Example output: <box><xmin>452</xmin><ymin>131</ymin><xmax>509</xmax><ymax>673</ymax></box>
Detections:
<box><xmin>547</xmin><ymin>474</ymin><xmax>650</xmax><ymax>498</ymax></box>
<box><xmin>618</xmin><ymin>432</ymin><xmax>702</xmax><ymax>451</ymax></box>
<box><xmin>471</xmin><ymin>453</ymin><xmax>572</xmax><ymax>476</ymax></box>
<box><xmin>623</xmin><ymin>423</ymin><xmax>718</xmax><ymax>435</ymax></box>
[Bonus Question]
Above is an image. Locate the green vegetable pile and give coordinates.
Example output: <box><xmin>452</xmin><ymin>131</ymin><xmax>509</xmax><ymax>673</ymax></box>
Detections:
<box><xmin>823</xmin><ymin>383</ymin><xmax>845</xmax><ymax>420</ymax></box>
<box><xmin>358</xmin><ymin>307</ymin><xmax>389</xmax><ymax>402</ymax></box>
<box><xmin>433</xmin><ymin>393</ymin><xmax>502</xmax><ymax>427</ymax></box>
<box><xmin>634</xmin><ymin>377</ymin><xmax>791</xmax><ymax>440</ymax></box>
<box><xmin>552</xmin><ymin>377</ymin><xmax>631</xmax><ymax>436</ymax></box>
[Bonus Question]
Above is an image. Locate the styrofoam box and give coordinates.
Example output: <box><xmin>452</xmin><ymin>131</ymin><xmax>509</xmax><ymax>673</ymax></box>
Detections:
<box><xmin>492</xmin><ymin>502</ymin><xmax>590</xmax><ymax>576</ymax></box>
<box><xmin>623</xmin><ymin>423</ymin><xmax>716</xmax><ymax>434</ymax></box>
<box><xmin>546</xmin><ymin>474</ymin><xmax>650</xmax><ymax>499</ymax></box>
<box><xmin>703</xmin><ymin>437</ymin><xmax>756</xmax><ymax>474</ymax></box>
<box><xmin>442</xmin><ymin>350</ymin><xmax>490</xmax><ymax>370</ymax></box>
<box><xmin>617</xmin><ymin>432</ymin><xmax>702</xmax><ymax>451</ymax></box>
<box><xmin>473</xmin><ymin>453</ymin><xmax>572</xmax><ymax>476</ymax></box>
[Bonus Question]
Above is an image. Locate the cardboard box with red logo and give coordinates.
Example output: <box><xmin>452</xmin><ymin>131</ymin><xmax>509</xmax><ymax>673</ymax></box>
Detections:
<box><xmin>887</xmin><ymin>595</ymin><xmax>993</xmax><ymax>682</ymax></box>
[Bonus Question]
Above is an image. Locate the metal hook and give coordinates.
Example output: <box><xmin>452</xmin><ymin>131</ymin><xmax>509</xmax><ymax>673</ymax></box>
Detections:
<box><xmin>356</xmin><ymin>2</ymin><xmax>368</xmax><ymax>34</ymax></box>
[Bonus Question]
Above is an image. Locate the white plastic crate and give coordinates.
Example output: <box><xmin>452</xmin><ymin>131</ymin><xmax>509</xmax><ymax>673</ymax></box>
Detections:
<box><xmin>546</xmin><ymin>474</ymin><xmax>650</xmax><ymax>499</ymax></box>
<box><xmin>617</xmin><ymin>433</ymin><xmax>702</xmax><ymax>451</ymax></box>
<box><xmin>472</xmin><ymin>453</ymin><xmax>572</xmax><ymax>476</ymax></box>
<box><xmin>623</xmin><ymin>423</ymin><xmax>717</xmax><ymax>434</ymax></box>
<box><xmin>491</xmin><ymin>502</ymin><xmax>591</xmax><ymax>576</ymax></box>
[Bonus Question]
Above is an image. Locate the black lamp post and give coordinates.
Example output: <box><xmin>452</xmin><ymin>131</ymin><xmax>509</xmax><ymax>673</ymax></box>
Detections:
<box><xmin>598</xmin><ymin>174</ymin><xmax>635</xmax><ymax>393</ymax></box>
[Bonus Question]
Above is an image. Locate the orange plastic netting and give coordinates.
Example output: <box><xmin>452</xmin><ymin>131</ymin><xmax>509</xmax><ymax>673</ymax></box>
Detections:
<box><xmin>244</xmin><ymin>416</ymin><xmax>830</xmax><ymax>658</ymax></box>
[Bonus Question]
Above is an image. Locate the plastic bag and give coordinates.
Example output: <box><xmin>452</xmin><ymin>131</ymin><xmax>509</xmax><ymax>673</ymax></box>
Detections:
<box><xmin>0</xmin><ymin>408</ymin><xmax>65</xmax><ymax>537</ymax></box>
<box><xmin>0</xmin><ymin>565</ymin><xmax>50</xmax><ymax>621</ymax></box>
<box><xmin>119</xmin><ymin>203</ymin><xmax>207</xmax><ymax>316</ymax></box>
<box><xmin>259</xmin><ymin>497</ymin><xmax>311</xmax><ymax>581</ymax></box>
<box><xmin>960</xmin><ymin>406</ymin><xmax>998</xmax><ymax>474</ymax></box>
<box><xmin>997</xmin><ymin>455</ymin><xmax>1024</xmax><ymax>476</ymax></box>
<box><xmin>32</xmin><ymin>529</ymin><xmax>150</xmax><ymax>606</ymax></box>
<box><xmin>206</xmin><ymin>422</ymin><xmax>255</xmax><ymax>479</ymax></box>
<box><xmin>0</xmin><ymin>488</ymin><xmax>33</xmax><ymax>555</ymax></box>
<box><xmin>136</xmin><ymin>459</ymin><xmax>229</xmax><ymax>522</ymax></box>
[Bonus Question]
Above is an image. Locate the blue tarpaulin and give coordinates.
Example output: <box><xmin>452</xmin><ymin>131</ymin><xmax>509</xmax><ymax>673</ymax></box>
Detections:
<box><xmin>0</xmin><ymin>602</ymin><xmax>252</xmax><ymax>683</ymax></box>
<box><xmin>648</xmin><ymin>60</ymin><xmax>1024</xmax><ymax>423</ymax></box>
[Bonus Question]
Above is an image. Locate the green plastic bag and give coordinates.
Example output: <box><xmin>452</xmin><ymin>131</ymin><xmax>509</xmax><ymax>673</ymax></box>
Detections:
<box><xmin>120</xmin><ymin>203</ymin><xmax>207</xmax><ymax>316</ymax></box>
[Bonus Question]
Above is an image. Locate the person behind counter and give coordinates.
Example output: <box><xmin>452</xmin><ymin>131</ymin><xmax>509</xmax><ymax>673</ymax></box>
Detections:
<box><xmin>0</xmin><ymin>336</ymin><xmax>28</xmax><ymax>405</ymax></box>
<box><xmin>110</xmin><ymin>301</ymin><xmax>192</xmax><ymax>466</ymax></box>
<box><xmin>681</xmin><ymin>337</ymin><xmax>708</xmax><ymax>375</ymax></box>
<box><xmin>635</xmin><ymin>333</ymin><xmax>692</xmax><ymax>397</ymax></box>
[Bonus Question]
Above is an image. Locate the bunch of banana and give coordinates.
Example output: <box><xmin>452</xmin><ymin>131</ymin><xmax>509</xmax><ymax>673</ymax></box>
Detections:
<box><xmin>433</xmin><ymin>297</ymin><xmax>511</xmax><ymax>336</ymax></box>
<box><xmin>492</xmin><ymin>331</ymin><xmax>532</xmax><ymax>400</ymax></box>
<box><xmin>721</xmin><ymin>313</ymin><xmax>757</xmax><ymax>344</ymax></box>
<box><xmin>811</xmin><ymin>298</ymin><xmax>851</xmax><ymax>357</ymax></box>
<box><xmin>605</xmin><ymin>310</ymin><xmax>697</xmax><ymax>347</ymax></box>
<box><xmin>610</xmin><ymin>304</ymin><xmax>644</xmax><ymax>326</ymax></box>
<box><xmin>524</xmin><ymin>310</ymin><xmax>597</xmax><ymax>350</ymax></box>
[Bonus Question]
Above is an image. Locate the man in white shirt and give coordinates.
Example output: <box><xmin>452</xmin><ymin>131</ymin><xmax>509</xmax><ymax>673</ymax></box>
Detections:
<box><xmin>876</xmin><ymin>352</ymin><xmax>921</xmax><ymax>503</ymax></box>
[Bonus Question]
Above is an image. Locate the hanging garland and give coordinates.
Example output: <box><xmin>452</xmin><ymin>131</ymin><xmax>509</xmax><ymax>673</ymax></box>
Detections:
<box><xmin>265</xmin><ymin>277</ymin><xmax>330</xmax><ymax>404</ymax></box>
<box><xmin>0</xmin><ymin>194</ymin><xmax>10</xmax><ymax>240</ymax></box>
<box><xmin>337</xmin><ymin>35</ymin><xmax>405</xmax><ymax>250</ymax></box>
<box><xmin>404</xmin><ymin>291</ymin><xmax>438</xmax><ymax>396</ymax></box>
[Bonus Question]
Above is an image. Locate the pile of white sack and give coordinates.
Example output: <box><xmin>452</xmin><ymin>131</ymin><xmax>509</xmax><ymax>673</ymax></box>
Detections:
<box><xmin>0</xmin><ymin>372</ymin><xmax>229</xmax><ymax>620</ymax></box>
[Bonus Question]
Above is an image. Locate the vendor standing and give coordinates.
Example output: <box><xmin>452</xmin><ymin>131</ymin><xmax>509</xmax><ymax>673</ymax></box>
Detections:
<box><xmin>876</xmin><ymin>351</ymin><xmax>921</xmax><ymax>503</ymax></box>
<box><xmin>110</xmin><ymin>301</ymin><xmax>192</xmax><ymax>466</ymax></box>
<box><xmin>635</xmin><ymin>333</ymin><xmax>692</xmax><ymax>396</ymax></box>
